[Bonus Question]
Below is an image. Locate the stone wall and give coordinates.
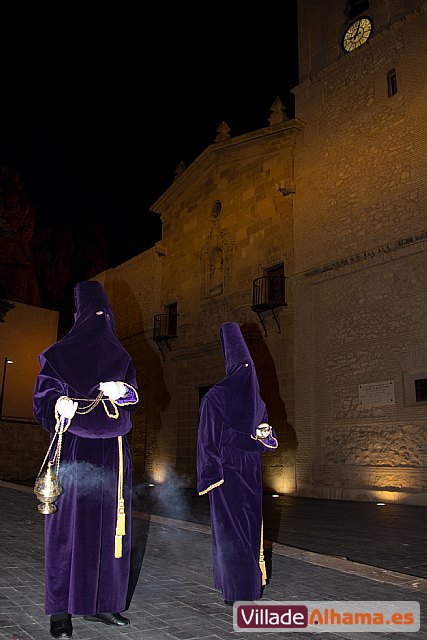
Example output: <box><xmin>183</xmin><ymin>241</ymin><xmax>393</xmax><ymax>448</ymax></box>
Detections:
<box><xmin>150</xmin><ymin>123</ymin><xmax>300</xmax><ymax>491</ymax></box>
<box><xmin>292</xmin><ymin>4</ymin><xmax>427</xmax><ymax>503</ymax></box>
<box><xmin>0</xmin><ymin>419</ymin><xmax>49</xmax><ymax>484</ymax></box>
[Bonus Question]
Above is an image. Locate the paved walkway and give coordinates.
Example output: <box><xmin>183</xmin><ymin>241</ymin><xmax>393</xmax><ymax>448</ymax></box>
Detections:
<box><xmin>1</xmin><ymin>482</ymin><xmax>426</xmax><ymax>639</ymax></box>
<box><xmin>134</xmin><ymin>484</ymin><xmax>427</xmax><ymax>578</ymax></box>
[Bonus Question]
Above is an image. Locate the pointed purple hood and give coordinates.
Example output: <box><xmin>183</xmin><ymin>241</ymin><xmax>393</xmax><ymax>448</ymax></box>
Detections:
<box><xmin>207</xmin><ymin>322</ymin><xmax>266</xmax><ymax>437</ymax></box>
<box><xmin>40</xmin><ymin>281</ymin><xmax>132</xmax><ymax>397</ymax></box>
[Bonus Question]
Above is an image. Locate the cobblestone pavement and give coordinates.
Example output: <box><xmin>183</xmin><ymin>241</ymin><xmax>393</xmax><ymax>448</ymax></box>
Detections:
<box><xmin>1</xmin><ymin>484</ymin><xmax>426</xmax><ymax>640</ymax></box>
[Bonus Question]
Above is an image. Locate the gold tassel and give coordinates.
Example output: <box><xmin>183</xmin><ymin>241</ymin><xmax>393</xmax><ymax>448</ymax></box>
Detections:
<box><xmin>259</xmin><ymin>558</ymin><xmax>267</xmax><ymax>586</ymax></box>
<box><xmin>116</xmin><ymin>498</ymin><xmax>126</xmax><ymax>536</ymax></box>
<box><xmin>116</xmin><ymin>514</ymin><xmax>126</xmax><ymax>536</ymax></box>
<box><xmin>114</xmin><ymin>535</ymin><xmax>123</xmax><ymax>558</ymax></box>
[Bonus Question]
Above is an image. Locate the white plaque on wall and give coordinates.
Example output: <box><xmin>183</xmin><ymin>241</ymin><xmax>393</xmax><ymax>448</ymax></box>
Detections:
<box><xmin>358</xmin><ymin>380</ymin><xmax>395</xmax><ymax>406</ymax></box>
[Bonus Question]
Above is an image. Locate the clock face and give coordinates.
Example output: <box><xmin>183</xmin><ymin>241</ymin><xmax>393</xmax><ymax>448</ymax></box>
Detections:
<box><xmin>342</xmin><ymin>17</ymin><xmax>373</xmax><ymax>52</ymax></box>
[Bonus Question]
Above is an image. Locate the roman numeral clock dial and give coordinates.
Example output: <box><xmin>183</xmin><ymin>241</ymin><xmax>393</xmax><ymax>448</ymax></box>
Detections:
<box><xmin>342</xmin><ymin>17</ymin><xmax>373</xmax><ymax>52</ymax></box>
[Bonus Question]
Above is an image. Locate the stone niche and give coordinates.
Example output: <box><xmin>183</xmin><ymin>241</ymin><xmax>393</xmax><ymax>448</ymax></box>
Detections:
<box><xmin>199</xmin><ymin>224</ymin><xmax>235</xmax><ymax>300</ymax></box>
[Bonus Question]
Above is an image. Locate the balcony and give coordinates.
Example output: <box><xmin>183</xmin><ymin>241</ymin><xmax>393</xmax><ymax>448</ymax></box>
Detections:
<box><xmin>252</xmin><ymin>275</ymin><xmax>286</xmax><ymax>311</ymax></box>
<box><xmin>153</xmin><ymin>313</ymin><xmax>177</xmax><ymax>341</ymax></box>
<box><xmin>152</xmin><ymin>313</ymin><xmax>177</xmax><ymax>359</ymax></box>
<box><xmin>251</xmin><ymin>275</ymin><xmax>286</xmax><ymax>336</ymax></box>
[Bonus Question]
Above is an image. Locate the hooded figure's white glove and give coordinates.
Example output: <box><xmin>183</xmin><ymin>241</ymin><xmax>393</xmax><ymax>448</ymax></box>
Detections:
<box><xmin>55</xmin><ymin>397</ymin><xmax>78</xmax><ymax>419</ymax></box>
<box><xmin>255</xmin><ymin>423</ymin><xmax>272</xmax><ymax>439</ymax></box>
<box><xmin>99</xmin><ymin>381</ymin><xmax>127</xmax><ymax>401</ymax></box>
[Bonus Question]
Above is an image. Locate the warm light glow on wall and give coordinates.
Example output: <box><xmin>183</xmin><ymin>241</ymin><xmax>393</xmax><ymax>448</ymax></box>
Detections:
<box><xmin>267</xmin><ymin>477</ymin><xmax>296</xmax><ymax>495</ymax></box>
<box><xmin>372</xmin><ymin>490</ymin><xmax>401</xmax><ymax>503</ymax></box>
<box><xmin>152</xmin><ymin>464</ymin><xmax>167</xmax><ymax>484</ymax></box>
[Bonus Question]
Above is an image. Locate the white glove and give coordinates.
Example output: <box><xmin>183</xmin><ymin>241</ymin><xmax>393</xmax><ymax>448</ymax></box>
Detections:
<box><xmin>55</xmin><ymin>397</ymin><xmax>78</xmax><ymax>419</ymax></box>
<box><xmin>256</xmin><ymin>423</ymin><xmax>272</xmax><ymax>439</ymax></box>
<box><xmin>99</xmin><ymin>381</ymin><xmax>127</xmax><ymax>401</ymax></box>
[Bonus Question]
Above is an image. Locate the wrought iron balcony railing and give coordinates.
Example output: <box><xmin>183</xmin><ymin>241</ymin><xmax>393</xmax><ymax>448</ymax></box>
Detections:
<box><xmin>251</xmin><ymin>275</ymin><xmax>286</xmax><ymax>336</ymax></box>
<box><xmin>251</xmin><ymin>275</ymin><xmax>286</xmax><ymax>312</ymax></box>
<box><xmin>152</xmin><ymin>313</ymin><xmax>178</xmax><ymax>342</ymax></box>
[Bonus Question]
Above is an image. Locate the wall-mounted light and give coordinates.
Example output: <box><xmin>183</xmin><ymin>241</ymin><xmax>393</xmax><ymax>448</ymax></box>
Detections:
<box><xmin>276</xmin><ymin>181</ymin><xmax>296</xmax><ymax>197</ymax></box>
<box><xmin>0</xmin><ymin>357</ymin><xmax>13</xmax><ymax>419</ymax></box>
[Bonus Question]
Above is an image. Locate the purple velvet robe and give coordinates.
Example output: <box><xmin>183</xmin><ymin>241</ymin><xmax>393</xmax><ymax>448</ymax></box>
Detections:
<box><xmin>197</xmin><ymin>322</ymin><xmax>278</xmax><ymax>602</ymax></box>
<box><xmin>33</xmin><ymin>281</ymin><xmax>139</xmax><ymax>615</ymax></box>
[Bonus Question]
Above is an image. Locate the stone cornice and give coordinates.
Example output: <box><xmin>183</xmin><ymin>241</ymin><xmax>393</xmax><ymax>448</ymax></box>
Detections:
<box><xmin>296</xmin><ymin>231</ymin><xmax>427</xmax><ymax>284</ymax></box>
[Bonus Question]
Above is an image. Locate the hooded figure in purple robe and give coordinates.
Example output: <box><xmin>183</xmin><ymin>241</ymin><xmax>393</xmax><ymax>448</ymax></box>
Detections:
<box><xmin>197</xmin><ymin>322</ymin><xmax>278</xmax><ymax>604</ymax></box>
<box><xmin>33</xmin><ymin>281</ymin><xmax>139</xmax><ymax>638</ymax></box>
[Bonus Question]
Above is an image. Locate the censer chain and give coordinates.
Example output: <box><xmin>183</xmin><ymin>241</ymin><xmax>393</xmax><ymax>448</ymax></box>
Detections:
<box><xmin>69</xmin><ymin>391</ymin><xmax>105</xmax><ymax>415</ymax></box>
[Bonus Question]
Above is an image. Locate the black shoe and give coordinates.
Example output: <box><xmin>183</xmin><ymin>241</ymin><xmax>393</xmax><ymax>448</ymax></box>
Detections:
<box><xmin>50</xmin><ymin>615</ymin><xmax>72</xmax><ymax>638</ymax></box>
<box><xmin>224</xmin><ymin>600</ymin><xmax>235</xmax><ymax>606</ymax></box>
<box><xmin>84</xmin><ymin>612</ymin><xmax>130</xmax><ymax>626</ymax></box>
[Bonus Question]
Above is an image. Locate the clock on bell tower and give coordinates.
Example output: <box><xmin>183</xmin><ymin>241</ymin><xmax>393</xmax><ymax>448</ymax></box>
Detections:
<box><xmin>341</xmin><ymin>15</ymin><xmax>373</xmax><ymax>52</ymax></box>
<box><xmin>297</xmin><ymin>0</ymin><xmax>424</xmax><ymax>82</ymax></box>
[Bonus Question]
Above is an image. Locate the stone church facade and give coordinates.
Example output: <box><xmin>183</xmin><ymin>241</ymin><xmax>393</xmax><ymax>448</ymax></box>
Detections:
<box><xmin>97</xmin><ymin>0</ymin><xmax>427</xmax><ymax>504</ymax></box>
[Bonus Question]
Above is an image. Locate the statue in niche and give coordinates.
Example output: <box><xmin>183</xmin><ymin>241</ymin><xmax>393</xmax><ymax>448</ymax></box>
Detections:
<box><xmin>209</xmin><ymin>247</ymin><xmax>224</xmax><ymax>297</ymax></box>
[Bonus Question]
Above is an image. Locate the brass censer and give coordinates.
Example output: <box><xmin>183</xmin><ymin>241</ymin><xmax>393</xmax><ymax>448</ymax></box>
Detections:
<box><xmin>33</xmin><ymin>393</ymin><xmax>103</xmax><ymax>514</ymax></box>
<box><xmin>34</xmin><ymin>461</ymin><xmax>63</xmax><ymax>514</ymax></box>
<box><xmin>34</xmin><ymin>405</ymin><xmax>71</xmax><ymax>515</ymax></box>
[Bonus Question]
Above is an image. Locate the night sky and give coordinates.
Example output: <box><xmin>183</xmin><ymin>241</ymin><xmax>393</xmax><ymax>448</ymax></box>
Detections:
<box><xmin>0</xmin><ymin>4</ymin><xmax>299</xmax><ymax>272</ymax></box>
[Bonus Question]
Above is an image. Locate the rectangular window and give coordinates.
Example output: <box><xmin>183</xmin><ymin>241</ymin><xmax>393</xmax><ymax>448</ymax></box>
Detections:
<box><xmin>387</xmin><ymin>69</ymin><xmax>398</xmax><ymax>97</ymax></box>
<box><xmin>403</xmin><ymin>371</ymin><xmax>427</xmax><ymax>406</ymax></box>
<box><xmin>265</xmin><ymin>263</ymin><xmax>285</xmax><ymax>306</ymax></box>
<box><xmin>164</xmin><ymin>302</ymin><xmax>177</xmax><ymax>336</ymax></box>
<box><xmin>415</xmin><ymin>378</ymin><xmax>427</xmax><ymax>402</ymax></box>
